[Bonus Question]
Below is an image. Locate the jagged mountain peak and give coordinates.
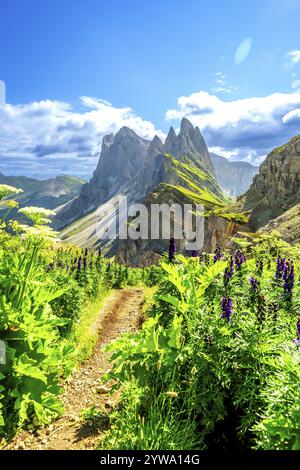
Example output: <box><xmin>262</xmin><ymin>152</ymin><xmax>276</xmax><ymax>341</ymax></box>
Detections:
<box><xmin>162</xmin><ymin>118</ymin><xmax>215</xmax><ymax>175</ymax></box>
<box><xmin>55</xmin><ymin>119</ymin><xmax>216</xmax><ymax>231</ymax></box>
<box><xmin>102</xmin><ymin>133</ymin><xmax>114</xmax><ymax>147</ymax></box>
<box><xmin>164</xmin><ymin>126</ymin><xmax>177</xmax><ymax>151</ymax></box>
<box><xmin>114</xmin><ymin>125</ymin><xmax>148</xmax><ymax>143</ymax></box>
<box><xmin>151</xmin><ymin>135</ymin><xmax>163</xmax><ymax>147</ymax></box>
<box><xmin>179</xmin><ymin>117</ymin><xmax>194</xmax><ymax>136</ymax></box>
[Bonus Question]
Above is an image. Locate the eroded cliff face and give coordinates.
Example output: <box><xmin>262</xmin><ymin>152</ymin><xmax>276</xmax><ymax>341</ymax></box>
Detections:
<box><xmin>243</xmin><ymin>135</ymin><xmax>300</xmax><ymax>229</ymax></box>
<box><xmin>54</xmin><ymin>127</ymin><xmax>150</xmax><ymax>228</ymax></box>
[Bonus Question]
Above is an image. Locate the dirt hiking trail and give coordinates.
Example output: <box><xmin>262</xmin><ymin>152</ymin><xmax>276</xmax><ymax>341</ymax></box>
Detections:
<box><xmin>6</xmin><ymin>287</ymin><xmax>145</xmax><ymax>450</ymax></box>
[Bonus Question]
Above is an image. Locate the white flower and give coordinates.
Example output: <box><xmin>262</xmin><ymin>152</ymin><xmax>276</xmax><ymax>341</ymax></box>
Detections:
<box><xmin>0</xmin><ymin>184</ymin><xmax>23</xmax><ymax>200</ymax></box>
<box><xmin>19</xmin><ymin>206</ymin><xmax>55</xmax><ymax>226</ymax></box>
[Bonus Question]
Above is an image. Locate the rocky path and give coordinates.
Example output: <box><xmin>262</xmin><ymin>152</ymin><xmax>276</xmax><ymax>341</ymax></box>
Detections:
<box><xmin>6</xmin><ymin>288</ymin><xmax>145</xmax><ymax>451</ymax></box>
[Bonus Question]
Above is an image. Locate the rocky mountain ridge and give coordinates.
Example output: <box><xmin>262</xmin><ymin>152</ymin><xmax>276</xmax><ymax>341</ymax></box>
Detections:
<box><xmin>0</xmin><ymin>174</ymin><xmax>85</xmax><ymax>210</ymax></box>
<box><xmin>242</xmin><ymin>135</ymin><xmax>300</xmax><ymax>229</ymax></box>
<box><xmin>55</xmin><ymin>118</ymin><xmax>219</xmax><ymax>231</ymax></box>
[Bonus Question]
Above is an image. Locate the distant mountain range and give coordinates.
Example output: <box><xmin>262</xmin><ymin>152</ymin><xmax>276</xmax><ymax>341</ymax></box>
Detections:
<box><xmin>55</xmin><ymin>118</ymin><xmax>258</xmax><ymax>263</ymax></box>
<box><xmin>2</xmin><ymin>119</ymin><xmax>299</xmax><ymax>261</ymax></box>
<box><xmin>0</xmin><ymin>174</ymin><xmax>85</xmax><ymax>211</ymax></box>
<box><xmin>210</xmin><ymin>153</ymin><xmax>258</xmax><ymax>197</ymax></box>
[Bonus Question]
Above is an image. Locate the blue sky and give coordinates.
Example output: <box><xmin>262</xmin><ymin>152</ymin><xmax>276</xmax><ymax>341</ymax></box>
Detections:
<box><xmin>0</xmin><ymin>0</ymin><xmax>300</xmax><ymax>178</ymax></box>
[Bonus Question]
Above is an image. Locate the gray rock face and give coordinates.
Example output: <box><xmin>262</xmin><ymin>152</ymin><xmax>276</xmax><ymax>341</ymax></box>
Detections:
<box><xmin>55</xmin><ymin>127</ymin><xmax>150</xmax><ymax>228</ymax></box>
<box><xmin>167</xmin><ymin>118</ymin><xmax>215</xmax><ymax>176</ymax></box>
<box><xmin>55</xmin><ymin>118</ymin><xmax>217</xmax><ymax>229</ymax></box>
<box><xmin>210</xmin><ymin>153</ymin><xmax>258</xmax><ymax>196</ymax></box>
<box><xmin>243</xmin><ymin>135</ymin><xmax>300</xmax><ymax>229</ymax></box>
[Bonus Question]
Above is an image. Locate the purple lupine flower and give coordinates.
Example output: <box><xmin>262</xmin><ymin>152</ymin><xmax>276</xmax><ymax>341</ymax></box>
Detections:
<box><xmin>46</xmin><ymin>262</ymin><xmax>54</xmax><ymax>272</ymax></box>
<box><xmin>214</xmin><ymin>246</ymin><xmax>223</xmax><ymax>263</ymax></box>
<box><xmin>297</xmin><ymin>320</ymin><xmax>300</xmax><ymax>338</ymax></box>
<box><xmin>284</xmin><ymin>263</ymin><xmax>295</xmax><ymax>294</ymax></box>
<box><xmin>283</xmin><ymin>263</ymin><xmax>289</xmax><ymax>281</ymax></box>
<box><xmin>221</xmin><ymin>297</ymin><xmax>233</xmax><ymax>322</ymax></box>
<box><xmin>228</xmin><ymin>256</ymin><xmax>234</xmax><ymax>275</ymax></box>
<box><xmin>250</xmin><ymin>277</ymin><xmax>259</xmax><ymax>290</ymax></box>
<box><xmin>168</xmin><ymin>237</ymin><xmax>176</xmax><ymax>262</ymax></box>
<box><xmin>57</xmin><ymin>259</ymin><xmax>64</xmax><ymax>268</ymax></box>
<box><xmin>77</xmin><ymin>256</ymin><xmax>82</xmax><ymax>271</ymax></box>
<box><xmin>83</xmin><ymin>257</ymin><xmax>87</xmax><ymax>270</ymax></box>
<box><xmin>84</xmin><ymin>247</ymin><xmax>89</xmax><ymax>257</ymax></box>
<box><xmin>89</xmin><ymin>260</ymin><xmax>93</xmax><ymax>269</ymax></box>
<box><xmin>224</xmin><ymin>257</ymin><xmax>234</xmax><ymax>287</ymax></box>
<box><xmin>191</xmin><ymin>250</ymin><xmax>199</xmax><ymax>257</ymax></box>
<box><xmin>235</xmin><ymin>250</ymin><xmax>246</xmax><ymax>269</ymax></box>
<box><xmin>275</xmin><ymin>256</ymin><xmax>282</xmax><ymax>279</ymax></box>
<box><xmin>290</xmin><ymin>264</ymin><xmax>295</xmax><ymax>288</ymax></box>
<box><xmin>74</xmin><ymin>257</ymin><xmax>77</xmax><ymax>265</ymax></box>
<box><xmin>97</xmin><ymin>247</ymin><xmax>102</xmax><ymax>257</ymax></box>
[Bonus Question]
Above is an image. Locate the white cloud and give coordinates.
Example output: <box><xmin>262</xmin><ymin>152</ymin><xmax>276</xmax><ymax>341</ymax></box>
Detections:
<box><xmin>212</xmin><ymin>72</ymin><xmax>238</xmax><ymax>95</ymax></box>
<box><xmin>282</xmin><ymin>108</ymin><xmax>300</xmax><ymax>123</ymax></box>
<box><xmin>0</xmin><ymin>97</ymin><xmax>164</xmax><ymax>178</ymax></box>
<box><xmin>166</xmin><ymin>90</ymin><xmax>300</xmax><ymax>164</ymax></box>
<box><xmin>284</xmin><ymin>49</ymin><xmax>300</xmax><ymax>67</ymax></box>
<box><xmin>291</xmin><ymin>79</ymin><xmax>300</xmax><ymax>89</ymax></box>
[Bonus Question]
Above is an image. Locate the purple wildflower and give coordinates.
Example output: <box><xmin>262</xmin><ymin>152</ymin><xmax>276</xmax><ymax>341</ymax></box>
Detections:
<box><xmin>275</xmin><ymin>256</ymin><xmax>282</xmax><ymax>279</ymax></box>
<box><xmin>235</xmin><ymin>250</ymin><xmax>246</xmax><ymax>269</ymax></box>
<box><xmin>46</xmin><ymin>262</ymin><xmax>54</xmax><ymax>272</ymax></box>
<box><xmin>214</xmin><ymin>246</ymin><xmax>223</xmax><ymax>263</ymax></box>
<box><xmin>221</xmin><ymin>297</ymin><xmax>233</xmax><ymax>322</ymax></box>
<box><xmin>224</xmin><ymin>257</ymin><xmax>234</xmax><ymax>287</ymax></box>
<box><xmin>283</xmin><ymin>262</ymin><xmax>295</xmax><ymax>294</ymax></box>
<box><xmin>77</xmin><ymin>256</ymin><xmax>82</xmax><ymax>271</ymax></box>
<box><xmin>84</xmin><ymin>247</ymin><xmax>89</xmax><ymax>257</ymax></box>
<box><xmin>191</xmin><ymin>250</ymin><xmax>199</xmax><ymax>257</ymax></box>
<box><xmin>250</xmin><ymin>277</ymin><xmax>259</xmax><ymax>290</ymax></box>
<box><xmin>297</xmin><ymin>320</ymin><xmax>300</xmax><ymax>338</ymax></box>
<box><xmin>276</xmin><ymin>257</ymin><xmax>288</xmax><ymax>280</ymax></box>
